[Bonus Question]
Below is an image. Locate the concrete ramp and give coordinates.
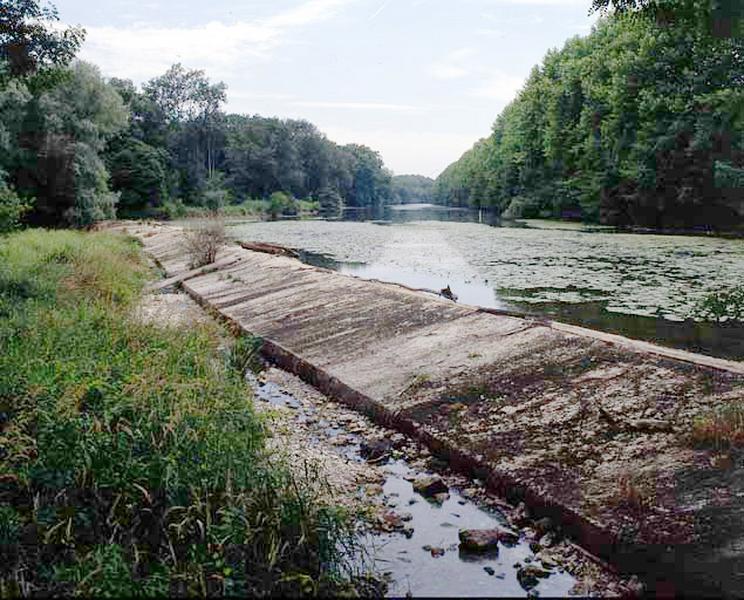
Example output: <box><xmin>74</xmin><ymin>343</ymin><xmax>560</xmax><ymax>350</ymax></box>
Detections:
<box><xmin>121</xmin><ymin>222</ymin><xmax>744</xmax><ymax>596</ymax></box>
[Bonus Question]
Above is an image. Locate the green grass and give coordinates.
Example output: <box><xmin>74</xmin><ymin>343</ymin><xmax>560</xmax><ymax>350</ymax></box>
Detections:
<box><xmin>0</xmin><ymin>230</ymin><xmax>361</xmax><ymax>596</ymax></box>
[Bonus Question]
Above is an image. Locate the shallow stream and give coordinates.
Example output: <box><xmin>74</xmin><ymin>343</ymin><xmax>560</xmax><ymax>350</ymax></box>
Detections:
<box><xmin>246</xmin><ymin>370</ymin><xmax>583</xmax><ymax>597</ymax></box>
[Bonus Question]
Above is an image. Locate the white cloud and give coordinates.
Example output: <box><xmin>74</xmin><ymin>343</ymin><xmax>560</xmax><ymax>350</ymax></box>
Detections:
<box><xmin>76</xmin><ymin>0</ymin><xmax>353</xmax><ymax>82</ymax></box>
<box><xmin>429</xmin><ymin>47</ymin><xmax>477</xmax><ymax>80</ymax></box>
<box><xmin>468</xmin><ymin>72</ymin><xmax>525</xmax><ymax>101</ymax></box>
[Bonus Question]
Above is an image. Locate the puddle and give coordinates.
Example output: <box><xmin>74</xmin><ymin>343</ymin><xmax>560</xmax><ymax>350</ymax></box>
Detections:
<box><xmin>246</xmin><ymin>368</ymin><xmax>580</xmax><ymax>598</ymax></box>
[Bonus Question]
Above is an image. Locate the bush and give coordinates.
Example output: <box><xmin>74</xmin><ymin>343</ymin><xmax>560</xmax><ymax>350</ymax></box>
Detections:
<box><xmin>0</xmin><ymin>229</ymin><xmax>362</xmax><ymax>596</ymax></box>
<box><xmin>182</xmin><ymin>217</ymin><xmax>226</xmax><ymax>268</ymax></box>
<box><xmin>268</xmin><ymin>191</ymin><xmax>296</xmax><ymax>218</ymax></box>
<box><xmin>0</xmin><ymin>183</ymin><xmax>31</xmax><ymax>233</ymax></box>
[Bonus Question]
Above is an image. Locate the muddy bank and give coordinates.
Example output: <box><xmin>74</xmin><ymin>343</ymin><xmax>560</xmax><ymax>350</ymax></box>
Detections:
<box><xmin>121</xmin><ymin>223</ymin><xmax>744</xmax><ymax>596</ymax></box>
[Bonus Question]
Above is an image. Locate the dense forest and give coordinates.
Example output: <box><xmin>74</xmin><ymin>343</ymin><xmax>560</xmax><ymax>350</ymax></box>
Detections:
<box><xmin>0</xmin><ymin>2</ymin><xmax>393</xmax><ymax>229</ymax></box>
<box><xmin>434</xmin><ymin>0</ymin><xmax>744</xmax><ymax>230</ymax></box>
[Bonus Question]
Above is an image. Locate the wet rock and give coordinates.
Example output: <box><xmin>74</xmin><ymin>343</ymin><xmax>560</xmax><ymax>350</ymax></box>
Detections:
<box><xmin>412</xmin><ymin>475</ymin><xmax>448</xmax><ymax>498</ymax></box>
<box><xmin>533</xmin><ymin>516</ymin><xmax>554</xmax><ymax>537</ymax></box>
<box><xmin>365</xmin><ymin>484</ymin><xmax>384</xmax><ymax>496</ymax></box>
<box><xmin>517</xmin><ymin>565</ymin><xmax>551</xmax><ymax>590</ymax></box>
<box><xmin>379</xmin><ymin>510</ymin><xmax>405</xmax><ymax>531</ymax></box>
<box><xmin>458</xmin><ymin>527</ymin><xmax>519</xmax><ymax>552</ymax></box>
<box><xmin>539</xmin><ymin>532</ymin><xmax>556</xmax><ymax>548</ymax></box>
<box><xmin>390</xmin><ymin>432</ymin><xmax>407</xmax><ymax>448</ymax></box>
<box><xmin>360</xmin><ymin>438</ymin><xmax>393</xmax><ymax>463</ymax></box>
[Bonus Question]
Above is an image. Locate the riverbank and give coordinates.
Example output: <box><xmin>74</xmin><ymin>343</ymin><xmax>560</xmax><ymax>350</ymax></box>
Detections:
<box><xmin>0</xmin><ymin>230</ymin><xmax>363</xmax><ymax>596</ymax></box>
<box><xmin>139</xmin><ymin>287</ymin><xmax>634</xmax><ymax>596</ymax></box>
<box><xmin>124</xmin><ymin>221</ymin><xmax>744</xmax><ymax>596</ymax></box>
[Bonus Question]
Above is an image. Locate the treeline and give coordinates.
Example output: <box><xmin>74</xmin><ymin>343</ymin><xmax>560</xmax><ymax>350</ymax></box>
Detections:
<box><xmin>391</xmin><ymin>174</ymin><xmax>435</xmax><ymax>204</ymax></box>
<box><xmin>434</xmin><ymin>3</ymin><xmax>744</xmax><ymax>230</ymax></box>
<box><xmin>0</xmin><ymin>2</ymin><xmax>393</xmax><ymax>229</ymax></box>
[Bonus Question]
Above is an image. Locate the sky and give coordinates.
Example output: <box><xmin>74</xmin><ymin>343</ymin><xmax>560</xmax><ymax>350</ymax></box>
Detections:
<box><xmin>55</xmin><ymin>0</ymin><xmax>600</xmax><ymax>177</ymax></box>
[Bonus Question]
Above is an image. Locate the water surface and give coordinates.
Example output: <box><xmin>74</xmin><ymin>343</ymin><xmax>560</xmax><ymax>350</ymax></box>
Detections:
<box><xmin>228</xmin><ymin>205</ymin><xmax>744</xmax><ymax>359</ymax></box>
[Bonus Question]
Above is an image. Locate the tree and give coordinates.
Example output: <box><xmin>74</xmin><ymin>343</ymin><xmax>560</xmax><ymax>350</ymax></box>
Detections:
<box><xmin>434</xmin><ymin>13</ymin><xmax>744</xmax><ymax>231</ymax></box>
<box><xmin>5</xmin><ymin>61</ymin><xmax>128</xmax><ymax>226</ymax></box>
<box><xmin>106</xmin><ymin>137</ymin><xmax>168</xmax><ymax>215</ymax></box>
<box><xmin>316</xmin><ymin>187</ymin><xmax>342</xmax><ymax>215</ymax></box>
<box><xmin>0</xmin><ymin>0</ymin><xmax>84</xmax><ymax>77</ymax></box>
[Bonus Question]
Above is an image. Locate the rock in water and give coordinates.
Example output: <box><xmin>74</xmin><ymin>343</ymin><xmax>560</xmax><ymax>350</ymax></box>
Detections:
<box><xmin>458</xmin><ymin>527</ymin><xmax>520</xmax><ymax>552</ymax></box>
<box><xmin>360</xmin><ymin>438</ymin><xmax>393</xmax><ymax>463</ymax></box>
<box><xmin>412</xmin><ymin>476</ymin><xmax>449</xmax><ymax>498</ymax></box>
<box><xmin>517</xmin><ymin>565</ymin><xmax>551</xmax><ymax>590</ymax></box>
<box><xmin>440</xmin><ymin>285</ymin><xmax>458</xmax><ymax>302</ymax></box>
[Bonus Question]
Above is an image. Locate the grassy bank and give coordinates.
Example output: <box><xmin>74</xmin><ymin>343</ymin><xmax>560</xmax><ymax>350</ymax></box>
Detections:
<box><xmin>0</xmin><ymin>230</ymin><xmax>359</xmax><ymax>596</ymax></box>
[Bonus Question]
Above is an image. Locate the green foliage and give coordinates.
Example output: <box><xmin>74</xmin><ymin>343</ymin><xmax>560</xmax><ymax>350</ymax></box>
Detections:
<box><xmin>391</xmin><ymin>174</ymin><xmax>435</xmax><ymax>204</ymax></box>
<box><xmin>106</xmin><ymin>137</ymin><xmax>168</xmax><ymax>215</ymax></box>
<box><xmin>435</xmin><ymin>13</ymin><xmax>744</xmax><ymax>230</ymax></box>
<box><xmin>0</xmin><ymin>179</ymin><xmax>31</xmax><ymax>233</ymax></box>
<box><xmin>692</xmin><ymin>286</ymin><xmax>744</xmax><ymax>322</ymax></box>
<box><xmin>1</xmin><ymin>61</ymin><xmax>127</xmax><ymax>227</ymax></box>
<box><xmin>0</xmin><ymin>230</ymin><xmax>361</xmax><ymax>596</ymax></box>
<box><xmin>268</xmin><ymin>191</ymin><xmax>296</xmax><ymax>218</ymax></box>
<box><xmin>316</xmin><ymin>187</ymin><xmax>343</xmax><ymax>215</ymax></box>
<box><xmin>0</xmin><ymin>0</ymin><xmax>85</xmax><ymax>77</ymax></box>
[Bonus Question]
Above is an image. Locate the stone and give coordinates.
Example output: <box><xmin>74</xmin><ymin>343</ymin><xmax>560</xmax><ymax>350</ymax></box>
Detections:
<box><xmin>484</xmin><ymin>566</ymin><xmax>495</xmax><ymax>576</ymax></box>
<box><xmin>458</xmin><ymin>527</ymin><xmax>519</xmax><ymax>552</ymax></box>
<box><xmin>379</xmin><ymin>510</ymin><xmax>405</xmax><ymax>530</ymax></box>
<box><xmin>430</xmin><ymin>547</ymin><xmax>445</xmax><ymax>558</ymax></box>
<box><xmin>360</xmin><ymin>438</ymin><xmax>392</xmax><ymax>463</ymax></box>
<box><xmin>517</xmin><ymin>565</ymin><xmax>551</xmax><ymax>591</ymax></box>
<box><xmin>533</xmin><ymin>517</ymin><xmax>553</xmax><ymax>536</ymax></box>
<box><xmin>433</xmin><ymin>492</ymin><xmax>450</xmax><ymax>503</ymax></box>
<box><xmin>412</xmin><ymin>475</ymin><xmax>448</xmax><ymax>498</ymax></box>
<box><xmin>539</xmin><ymin>532</ymin><xmax>556</xmax><ymax>548</ymax></box>
<box><xmin>365</xmin><ymin>484</ymin><xmax>384</xmax><ymax>496</ymax></box>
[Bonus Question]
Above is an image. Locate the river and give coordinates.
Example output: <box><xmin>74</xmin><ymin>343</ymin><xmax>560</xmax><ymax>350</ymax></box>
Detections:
<box><xmin>226</xmin><ymin>204</ymin><xmax>744</xmax><ymax>360</ymax></box>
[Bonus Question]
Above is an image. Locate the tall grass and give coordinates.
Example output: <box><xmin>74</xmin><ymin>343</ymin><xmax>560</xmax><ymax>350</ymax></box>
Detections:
<box><xmin>0</xmin><ymin>230</ymin><xmax>360</xmax><ymax>596</ymax></box>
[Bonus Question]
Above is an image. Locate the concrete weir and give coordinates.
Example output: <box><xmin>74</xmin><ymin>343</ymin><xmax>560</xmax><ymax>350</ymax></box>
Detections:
<box><xmin>123</xmin><ymin>223</ymin><xmax>744</xmax><ymax>595</ymax></box>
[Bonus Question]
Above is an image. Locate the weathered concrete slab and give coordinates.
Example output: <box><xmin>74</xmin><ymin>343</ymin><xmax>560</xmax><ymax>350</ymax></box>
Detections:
<box><xmin>119</xmin><ymin>222</ymin><xmax>744</xmax><ymax>596</ymax></box>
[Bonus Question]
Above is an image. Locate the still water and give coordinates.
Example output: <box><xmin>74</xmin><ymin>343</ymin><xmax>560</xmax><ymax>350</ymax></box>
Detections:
<box><xmin>227</xmin><ymin>204</ymin><xmax>744</xmax><ymax>360</ymax></box>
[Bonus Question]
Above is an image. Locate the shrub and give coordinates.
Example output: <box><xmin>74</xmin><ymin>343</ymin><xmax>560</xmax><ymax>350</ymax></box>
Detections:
<box><xmin>182</xmin><ymin>217</ymin><xmax>226</xmax><ymax>268</ymax></box>
<box><xmin>0</xmin><ymin>183</ymin><xmax>31</xmax><ymax>233</ymax></box>
<box><xmin>690</xmin><ymin>403</ymin><xmax>744</xmax><ymax>451</ymax></box>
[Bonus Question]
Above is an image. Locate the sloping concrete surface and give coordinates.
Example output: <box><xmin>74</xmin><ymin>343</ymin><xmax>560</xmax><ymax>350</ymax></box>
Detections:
<box><xmin>117</xmin><ymin>222</ymin><xmax>744</xmax><ymax>595</ymax></box>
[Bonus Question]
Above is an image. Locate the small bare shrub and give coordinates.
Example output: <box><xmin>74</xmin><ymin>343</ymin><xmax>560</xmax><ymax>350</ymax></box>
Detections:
<box><xmin>613</xmin><ymin>471</ymin><xmax>654</xmax><ymax>513</ymax></box>
<box><xmin>182</xmin><ymin>217</ymin><xmax>226</xmax><ymax>268</ymax></box>
<box><xmin>690</xmin><ymin>403</ymin><xmax>744</xmax><ymax>451</ymax></box>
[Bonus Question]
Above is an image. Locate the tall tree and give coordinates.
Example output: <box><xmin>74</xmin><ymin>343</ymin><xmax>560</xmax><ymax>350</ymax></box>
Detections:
<box><xmin>0</xmin><ymin>0</ymin><xmax>84</xmax><ymax>77</ymax></box>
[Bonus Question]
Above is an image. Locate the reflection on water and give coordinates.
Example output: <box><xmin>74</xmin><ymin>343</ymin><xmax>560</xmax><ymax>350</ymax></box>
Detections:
<box><xmin>228</xmin><ymin>204</ymin><xmax>744</xmax><ymax>360</ymax></box>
